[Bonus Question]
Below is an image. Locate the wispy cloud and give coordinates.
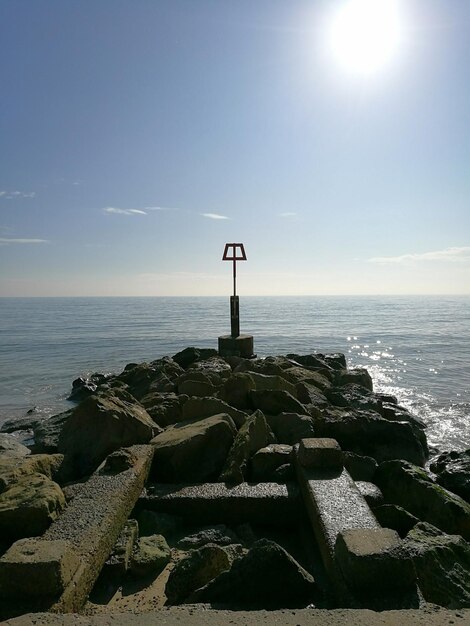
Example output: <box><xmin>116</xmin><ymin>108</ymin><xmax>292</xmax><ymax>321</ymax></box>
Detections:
<box><xmin>0</xmin><ymin>238</ymin><xmax>49</xmax><ymax>245</ymax></box>
<box><xmin>368</xmin><ymin>246</ymin><xmax>470</xmax><ymax>264</ymax></box>
<box><xmin>201</xmin><ymin>213</ymin><xmax>230</xmax><ymax>220</ymax></box>
<box><xmin>279</xmin><ymin>212</ymin><xmax>297</xmax><ymax>218</ymax></box>
<box><xmin>103</xmin><ymin>207</ymin><xmax>147</xmax><ymax>216</ymax></box>
<box><xmin>0</xmin><ymin>190</ymin><xmax>36</xmax><ymax>199</ymax></box>
<box><xmin>145</xmin><ymin>206</ymin><xmax>180</xmax><ymax>212</ymax></box>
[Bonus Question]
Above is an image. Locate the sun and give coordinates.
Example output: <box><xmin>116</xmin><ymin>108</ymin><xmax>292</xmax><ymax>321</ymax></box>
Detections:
<box><xmin>327</xmin><ymin>0</ymin><xmax>406</xmax><ymax>77</ymax></box>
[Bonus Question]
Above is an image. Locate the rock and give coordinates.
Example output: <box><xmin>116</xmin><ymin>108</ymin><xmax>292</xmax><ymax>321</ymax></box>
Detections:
<box><xmin>326</xmin><ymin>383</ymin><xmax>382</xmax><ymax>413</ymax></box>
<box><xmin>177</xmin><ymin>377</ymin><xmax>219</xmax><ymax>398</ymax></box>
<box><xmin>195</xmin><ymin>538</ymin><xmax>316</xmax><ymax>608</ymax></box>
<box><xmin>265</xmin><ymin>412</ymin><xmax>315</xmax><ymax>445</ymax></box>
<box><xmin>314</xmin><ymin>408</ymin><xmax>427</xmax><ymax>466</ymax></box>
<box><xmin>104</xmin><ymin>519</ymin><xmax>139</xmax><ymax>576</ymax></box>
<box><xmin>130</xmin><ymin>534</ymin><xmax>171</xmax><ymax>578</ymax></box>
<box><xmin>137</xmin><ymin>510</ymin><xmax>183</xmax><ymax>538</ymax></box>
<box><xmin>150</xmin><ymin>413</ymin><xmax>237</xmax><ymax>483</ymax></box>
<box><xmin>250</xmin><ymin>389</ymin><xmax>306</xmax><ymax>416</ymax></box>
<box><xmin>430</xmin><ymin>449</ymin><xmax>470</xmax><ymax>502</ymax></box>
<box><xmin>251</xmin><ymin>444</ymin><xmax>293</xmax><ymax>482</ymax></box>
<box><xmin>336</xmin><ymin>368</ymin><xmax>373</xmax><ymax>391</ymax></box>
<box><xmin>295</xmin><ymin>382</ymin><xmax>329</xmax><ymax>410</ymax></box>
<box><xmin>373</xmin><ymin>504</ymin><xmax>419</xmax><ymax>538</ymax></box>
<box><xmin>221</xmin><ymin>373</ymin><xmax>256</xmax><ymax>410</ymax></box>
<box><xmin>172</xmin><ymin>347</ymin><xmax>218</xmax><ymax>369</ymax></box>
<box><xmin>281</xmin><ymin>366</ymin><xmax>332</xmax><ymax>393</ymax></box>
<box><xmin>165</xmin><ymin>543</ymin><xmax>232</xmax><ymax>605</ymax></box>
<box><xmin>33</xmin><ymin>409</ymin><xmax>74</xmax><ymax>454</ymax></box>
<box><xmin>0</xmin><ymin>453</ymin><xmax>64</xmax><ymax>492</ymax></box>
<box><xmin>356</xmin><ymin>481</ymin><xmax>384</xmax><ymax>507</ymax></box>
<box><xmin>0</xmin><ymin>434</ymin><xmax>31</xmax><ymax>457</ymax></box>
<box><xmin>177</xmin><ymin>525</ymin><xmax>239</xmax><ymax>550</ymax></box>
<box><xmin>286</xmin><ymin>353</ymin><xmax>334</xmax><ymax>371</ymax></box>
<box><xmin>0</xmin><ymin>415</ymin><xmax>41</xmax><ymax>434</ymax></box>
<box><xmin>58</xmin><ymin>391</ymin><xmax>158</xmax><ymax>478</ymax></box>
<box><xmin>248</xmin><ymin>372</ymin><xmax>298</xmax><ymax>397</ymax></box>
<box><xmin>68</xmin><ymin>377</ymin><xmax>97</xmax><ymax>402</ymax></box>
<box><xmin>117</xmin><ymin>358</ymin><xmax>184</xmax><ymax>399</ymax></box>
<box><xmin>140</xmin><ymin>392</ymin><xmax>188</xmax><ymax>428</ymax></box>
<box><xmin>220</xmin><ymin>411</ymin><xmax>275</xmax><ymax>485</ymax></box>
<box><xmin>188</xmin><ymin>356</ymin><xmax>232</xmax><ymax>377</ymax></box>
<box><xmin>403</xmin><ymin>522</ymin><xmax>470</xmax><ymax>608</ymax></box>
<box><xmin>0</xmin><ymin>473</ymin><xmax>65</xmax><ymax>542</ymax></box>
<box><xmin>343</xmin><ymin>452</ymin><xmax>378</xmax><ymax>482</ymax></box>
<box><xmin>181</xmin><ymin>397</ymin><xmax>247</xmax><ymax>428</ymax></box>
<box><xmin>297</xmin><ymin>437</ymin><xmax>343</xmax><ymax>470</ymax></box>
<box><xmin>375</xmin><ymin>460</ymin><xmax>470</xmax><ymax>540</ymax></box>
<box><xmin>381</xmin><ymin>403</ymin><xmax>429</xmax><ymax>458</ymax></box>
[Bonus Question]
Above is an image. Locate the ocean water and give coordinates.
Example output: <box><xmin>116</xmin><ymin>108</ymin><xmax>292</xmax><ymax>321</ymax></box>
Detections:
<box><xmin>0</xmin><ymin>296</ymin><xmax>468</xmax><ymax>453</ymax></box>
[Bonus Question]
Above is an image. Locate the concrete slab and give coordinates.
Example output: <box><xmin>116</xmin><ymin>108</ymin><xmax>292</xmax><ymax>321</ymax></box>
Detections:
<box><xmin>139</xmin><ymin>481</ymin><xmax>301</xmax><ymax>526</ymax></box>
<box><xmin>298</xmin><ymin>438</ymin><xmax>343</xmax><ymax>470</ymax></box>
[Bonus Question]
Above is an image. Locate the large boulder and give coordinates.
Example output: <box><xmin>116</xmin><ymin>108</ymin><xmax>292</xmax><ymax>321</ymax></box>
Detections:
<box><xmin>116</xmin><ymin>358</ymin><xmax>184</xmax><ymax>399</ymax></box>
<box><xmin>314</xmin><ymin>408</ymin><xmax>426</xmax><ymax>466</ymax></box>
<box><xmin>181</xmin><ymin>397</ymin><xmax>247</xmax><ymax>428</ymax></box>
<box><xmin>336</xmin><ymin>368</ymin><xmax>373</xmax><ymax>391</ymax></box>
<box><xmin>0</xmin><ymin>473</ymin><xmax>65</xmax><ymax>542</ymax></box>
<box><xmin>0</xmin><ymin>415</ymin><xmax>41</xmax><ymax>434</ymax></box>
<box><xmin>165</xmin><ymin>543</ymin><xmax>233</xmax><ymax>605</ymax></box>
<box><xmin>343</xmin><ymin>451</ymin><xmax>377</xmax><ymax>482</ymax></box>
<box><xmin>130</xmin><ymin>534</ymin><xmax>171</xmax><ymax>578</ymax></box>
<box><xmin>403</xmin><ymin>522</ymin><xmax>470</xmax><ymax>608</ymax></box>
<box><xmin>150</xmin><ymin>413</ymin><xmax>237</xmax><ymax>483</ymax></box>
<box><xmin>58</xmin><ymin>391</ymin><xmax>158</xmax><ymax>478</ymax></box>
<box><xmin>195</xmin><ymin>539</ymin><xmax>316</xmax><ymax>608</ymax></box>
<box><xmin>326</xmin><ymin>383</ymin><xmax>382</xmax><ymax>413</ymax></box>
<box><xmin>0</xmin><ymin>453</ymin><xmax>64</xmax><ymax>492</ymax></box>
<box><xmin>250</xmin><ymin>389</ymin><xmax>306</xmax><ymax>416</ymax></box>
<box><xmin>375</xmin><ymin>460</ymin><xmax>470</xmax><ymax>540</ymax></box>
<box><xmin>0</xmin><ymin>434</ymin><xmax>31</xmax><ymax>458</ymax></box>
<box><xmin>33</xmin><ymin>410</ymin><xmax>74</xmax><ymax>454</ymax></box>
<box><xmin>373</xmin><ymin>504</ymin><xmax>419</xmax><ymax>538</ymax></box>
<box><xmin>265</xmin><ymin>412</ymin><xmax>315</xmax><ymax>446</ymax></box>
<box><xmin>251</xmin><ymin>444</ymin><xmax>293</xmax><ymax>482</ymax></box>
<box><xmin>430</xmin><ymin>450</ymin><xmax>470</xmax><ymax>503</ymax></box>
<box><xmin>172</xmin><ymin>347</ymin><xmax>218</xmax><ymax>369</ymax></box>
<box><xmin>280</xmin><ymin>366</ymin><xmax>332</xmax><ymax>393</ymax></box>
<box><xmin>221</xmin><ymin>373</ymin><xmax>256</xmax><ymax>410</ymax></box>
<box><xmin>187</xmin><ymin>356</ymin><xmax>232</xmax><ymax>377</ymax></box>
<box><xmin>248</xmin><ymin>372</ymin><xmax>298</xmax><ymax>397</ymax></box>
<box><xmin>219</xmin><ymin>410</ymin><xmax>275</xmax><ymax>485</ymax></box>
<box><xmin>140</xmin><ymin>392</ymin><xmax>188</xmax><ymax>428</ymax></box>
<box><xmin>177</xmin><ymin>525</ymin><xmax>239</xmax><ymax>550</ymax></box>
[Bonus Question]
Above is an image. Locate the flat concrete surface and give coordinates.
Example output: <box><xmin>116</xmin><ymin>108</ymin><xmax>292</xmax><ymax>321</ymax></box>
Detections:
<box><xmin>4</xmin><ymin>607</ymin><xmax>470</xmax><ymax>625</ymax></box>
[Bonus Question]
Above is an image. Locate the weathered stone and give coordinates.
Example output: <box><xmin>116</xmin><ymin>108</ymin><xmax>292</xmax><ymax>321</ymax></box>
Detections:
<box><xmin>220</xmin><ymin>410</ymin><xmax>275</xmax><ymax>485</ymax></box>
<box><xmin>137</xmin><ymin>510</ymin><xmax>183</xmax><ymax>538</ymax></box>
<box><xmin>58</xmin><ymin>391</ymin><xmax>158</xmax><ymax>478</ymax></box>
<box><xmin>335</xmin><ymin>528</ymin><xmax>416</xmax><ymax>597</ymax></box>
<box><xmin>0</xmin><ymin>473</ymin><xmax>66</xmax><ymax>542</ymax></box>
<box><xmin>375</xmin><ymin>460</ymin><xmax>470</xmax><ymax>540</ymax></box>
<box><xmin>0</xmin><ymin>434</ymin><xmax>30</xmax><ymax>458</ymax></box>
<box><xmin>188</xmin><ymin>356</ymin><xmax>232</xmax><ymax>377</ymax></box>
<box><xmin>250</xmin><ymin>389</ymin><xmax>306</xmax><ymax>416</ymax></box>
<box><xmin>0</xmin><ymin>453</ymin><xmax>64</xmax><ymax>492</ymax></box>
<box><xmin>251</xmin><ymin>444</ymin><xmax>293</xmax><ymax>482</ymax></box>
<box><xmin>355</xmin><ymin>481</ymin><xmax>384</xmax><ymax>507</ymax></box>
<box><xmin>68</xmin><ymin>373</ymin><xmax>110</xmax><ymax>402</ymax></box>
<box><xmin>430</xmin><ymin>449</ymin><xmax>470</xmax><ymax>502</ymax></box>
<box><xmin>0</xmin><ymin>538</ymin><xmax>80</xmax><ymax>597</ymax></box>
<box><xmin>336</xmin><ymin>368</ymin><xmax>373</xmax><ymax>392</ymax></box>
<box><xmin>295</xmin><ymin>382</ymin><xmax>329</xmax><ymax>410</ymax></box>
<box><xmin>373</xmin><ymin>504</ymin><xmax>419</xmax><ymax>538</ymax></box>
<box><xmin>327</xmin><ymin>384</ymin><xmax>382</xmax><ymax>413</ymax></box>
<box><xmin>139</xmin><ymin>392</ymin><xmax>188</xmax><ymax>428</ymax></box>
<box><xmin>181</xmin><ymin>397</ymin><xmax>247</xmax><ymax>429</ymax></box>
<box><xmin>298</xmin><ymin>438</ymin><xmax>343</xmax><ymax>470</ymax></box>
<box><xmin>166</xmin><ymin>543</ymin><xmax>232</xmax><ymax>605</ymax></box>
<box><xmin>265</xmin><ymin>412</ymin><xmax>315</xmax><ymax>445</ymax></box>
<box><xmin>0</xmin><ymin>416</ymin><xmax>41</xmax><ymax>434</ymax></box>
<box><xmin>130</xmin><ymin>534</ymin><xmax>171</xmax><ymax>578</ymax></box>
<box><xmin>286</xmin><ymin>353</ymin><xmax>334</xmax><ymax>371</ymax></box>
<box><xmin>104</xmin><ymin>519</ymin><xmax>139</xmax><ymax>576</ymax></box>
<box><xmin>117</xmin><ymin>358</ymin><xmax>184</xmax><ymax>399</ymax></box>
<box><xmin>33</xmin><ymin>410</ymin><xmax>74</xmax><ymax>454</ymax></box>
<box><xmin>150</xmin><ymin>414</ymin><xmax>237</xmax><ymax>483</ymax></box>
<box><xmin>343</xmin><ymin>452</ymin><xmax>377</xmax><ymax>482</ymax></box>
<box><xmin>314</xmin><ymin>408</ymin><xmax>426</xmax><ymax>466</ymax></box>
<box><xmin>172</xmin><ymin>347</ymin><xmax>218</xmax><ymax>369</ymax></box>
<box><xmin>281</xmin><ymin>367</ymin><xmax>332</xmax><ymax>393</ymax></box>
<box><xmin>176</xmin><ymin>525</ymin><xmax>239</xmax><ymax>550</ymax></box>
<box><xmin>177</xmin><ymin>378</ymin><xmax>218</xmax><ymax>398</ymax></box>
<box><xmin>248</xmin><ymin>372</ymin><xmax>298</xmax><ymax>397</ymax></box>
<box><xmin>403</xmin><ymin>522</ymin><xmax>470</xmax><ymax>608</ymax></box>
<box><xmin>381</xmin><ymin>403</ymin><xmax>429</xmax><ymax>458</ymax></box>
<box><xmin>195</xmin><ymin>539</ymin><xmax>316</xmax><ymax>608</ymax></box>
<box><xmin>221</xmin><ymin>373</ymin><xmax>256</xmax><ymax>410</ymax></box>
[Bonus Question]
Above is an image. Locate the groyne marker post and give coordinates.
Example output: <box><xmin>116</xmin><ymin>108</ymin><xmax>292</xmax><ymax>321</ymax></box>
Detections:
<box><xmin>218</xmin><ymin>243</ymin><xmax>254</xmax><ymax>358</ymax></box>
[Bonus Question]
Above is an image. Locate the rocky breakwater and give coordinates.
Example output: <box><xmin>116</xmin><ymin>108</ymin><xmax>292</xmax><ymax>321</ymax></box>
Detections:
<box><xmin>0</xmin><ymin>346</ymin><xmax>469</xmax><ymax>618</ymax></box>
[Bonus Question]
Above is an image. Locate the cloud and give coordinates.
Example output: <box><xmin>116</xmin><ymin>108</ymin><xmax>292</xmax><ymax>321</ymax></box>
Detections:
<box><xmin>103</xmin><ymin>207</ymin><xmax>147</xmax><ymax>216</ymax></box>
<box><xmin>0</xmin><ymin>238</ymin><xmax>49</xmax><ymax>245</ymax></box>
<box><xmin>368</xmin><ymin>246</ymin><xmax>470</xmax><ymax>264</ymax></box>
<box><xmin>0</xmin><ymin>190</ymin><xmax>36</xmax><ymax>199</ymax></box>
<box><xmin>201</xmin><ymin>213</ymin><xmax>230</xmax><ymax>220</ymax></box>
<box><xmin>279</xmin><ymin>212</ymin><xmax>297</xmax><ymax>217</ymax></box>
<box><xmin>145</xmin><ymin>206</ymin><xmax>179</xmax><ymax>212</ymax></box>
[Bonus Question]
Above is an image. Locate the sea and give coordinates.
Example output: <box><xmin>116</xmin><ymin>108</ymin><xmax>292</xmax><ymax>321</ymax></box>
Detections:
<box><xmin>0</xmin><ymin>296</ymin><xmax>468</xmax><ymax>453</ymax></box>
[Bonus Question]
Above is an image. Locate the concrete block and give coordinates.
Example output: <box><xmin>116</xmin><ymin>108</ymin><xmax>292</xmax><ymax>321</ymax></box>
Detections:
<box><xmin>218</xmin><ymin>335</ymin><xmax>254</xmax><ymax>358</ymax></box>
<box><xmin>335</xmin><ymin>528</ymin><xmax>416</xmax><ymax>594</ymax></box>
<box><xmin>297</xmin><ymin>438</ymin><xmax>343</xmax><ymax>470</ymax></box>
<box><xmin>0</xmin><ymin>538</ymin><xmax>80</xmax><ymax>597</ymax></box>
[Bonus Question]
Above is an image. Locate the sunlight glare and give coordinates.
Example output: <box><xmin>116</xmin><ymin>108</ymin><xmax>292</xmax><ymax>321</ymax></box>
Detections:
<box><xmin>327</xmin><ymin>0</ymin><xmax>406</xmax><ymax>77</ymax></box>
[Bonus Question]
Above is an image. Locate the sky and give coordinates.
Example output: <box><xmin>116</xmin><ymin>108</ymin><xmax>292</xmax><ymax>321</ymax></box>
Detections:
<box><xmin>1</xmin><ymin>0</ymin><xmax>469</xmax><ymax>296</ymax></box>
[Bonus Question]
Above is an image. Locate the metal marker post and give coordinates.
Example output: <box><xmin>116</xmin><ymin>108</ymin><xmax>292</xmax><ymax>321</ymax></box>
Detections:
<box><xmin>222</xmin><ymin>243</ymin><xmax>246</xmax><ymax>338</ymax></box>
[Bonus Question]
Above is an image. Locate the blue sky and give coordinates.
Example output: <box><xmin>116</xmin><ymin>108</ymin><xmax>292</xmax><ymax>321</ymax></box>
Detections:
<box><xmin>1</xmin><ymin>0</ymin><xmax>469</xmax><ymax>296</ymax></box>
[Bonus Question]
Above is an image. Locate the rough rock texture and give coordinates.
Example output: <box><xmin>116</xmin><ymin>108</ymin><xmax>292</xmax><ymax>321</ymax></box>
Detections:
<box><xmin>220</xmin><ymin>410</ymin><xmax>275</xmax><ymax>485</ymax></box>
<box><xmin>355</xmin><ymin>481</ymin><xmax>384</xmax><ymax>507</ymax></box>
<box><xmin>139</xmin><ymin>393</ymin><xmax>188</xmax><ymax>428</ymax></box>
<box><xmin>430</xmin><ymin>450</ymin><xmax>470</xmax><ymax>502</ymax></box>
<box><xmin>375</xmin><ymin>460</ymin><xmax>470</xmax><ymax>540</ymax></box>
<box><xmin>137</xmin><ymin>510</ymin><xmax>183</xmax><ymax>538</ymax></box>
<box><xmin>403</xmin><ymin>522</ymin><xmax>470</xmax><ymax>608</ymax></box>
<box><xmin>182</xmin><ymin>397</ymin><xmax>247</xmax><ymax>428</ymax></box>
<box><xmin>343</xmin><ymin>452</ymin><xmax>377</xmax><ymax>482</ymax></box>
<box><xmin>58</xmin><ymin>391</ymin><xmax>158</xmax><ymax>478</ymax></box>
<box><xmin>130</xmin><ymin>534</ymin><xmax>171</xmax><ymax>577</ymax></box>
<box><xmin>150</xmin><ymin>413</ymin><xmax>237</xmax><ymax>483</ymax></box>
<box><xmin>373</xmin><ymin>504</ymin><xmax>419</xmax><ymax>538</ymax></box>
<box><xmin>0</xmin><ymin>416</ymin><xmax>41</xmax><ymax>434</ymax></box>
<box><xmin>336</xmin><ymin>368</ymin><xmax>373</xmax><ymax>391</ymax></box>
<box><xmin>195</xmin><ymin>539</ymin><xmax>316</xmax><ymax>609</ymax></box>
<box><xmin>265</xmin><ymin>412</ymin><xmax>315</xmax><ymax>445</ymax></box>
<box><xmin>221</xmin><ymin>373</ymin><xmax>256</xmax><ymax>410</ymax></box>
<box><xmin>326</xmin><ymin>384</ymin><xmax>382</xmax><ymax>413</ymax></box>
<box><xmin>0</xmin><ymin>473</ymin><xmax>65</xmax><ymax>542</ymax></box>
<box><xmin>250</xmin><ymin>389</ymin><xmax>306</xmax><ymax>416</ymax></box>
<box><xmin>172</xmin><ymin>347</ymin><xmax>218</xmax><ymax>369</ymax></box>
<box><xmin>0</xmin><ymin>453</ymin><xmax>64</xmax><ymax>492</ymax></box>
<box><xmin>314</xmin><ymin>409</ymin><xmax>426</xmax><ymax>466</ymax></box>
<box><xmin>104</xmin><ymin>519</ymin><xmax>139</xmax><ymax>576</ymax></box>
<box><xmin>0</xmin><ymin>434</ymin><xmax>30</xmax><ymax>458</ymax></box>
<box><xmin>251</xmin><ymin>444</ymin><xmax>293</xmax><ymax>482</ymax></box>
<box><xmin>165</xmin><ymin>543</ymin><xmax>232</xmax><ymax>605</ymax></box>
<box><xmin>176</xmin><ymin>525</ymin><xmax>239</xmax><ymax>550</ymax></box>
<box><xmin>33</xmin><ymin>410</ymin><xmax>74</xmax><ymax>454</ymax></box>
